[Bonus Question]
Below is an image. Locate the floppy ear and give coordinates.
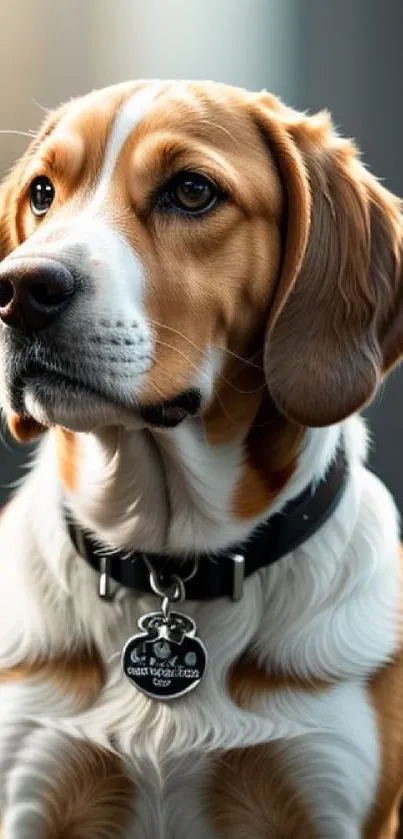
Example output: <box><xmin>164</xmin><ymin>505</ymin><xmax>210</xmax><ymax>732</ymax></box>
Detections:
<box><xmin>253</xmin><ymin>94</ymin><xmax>403</xmax><ymax>427</ymax></box>
<box><xmin>0</xmin><ymin>165</ymin><xmax>22</xmax><ymax>258</ymax></box>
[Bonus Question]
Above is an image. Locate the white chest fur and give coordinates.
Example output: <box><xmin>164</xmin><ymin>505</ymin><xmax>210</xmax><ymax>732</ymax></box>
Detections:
<box><xmin>0</xmin><ymin>416</ymin><xmax>401</xmax><ymax>838</ymax></box>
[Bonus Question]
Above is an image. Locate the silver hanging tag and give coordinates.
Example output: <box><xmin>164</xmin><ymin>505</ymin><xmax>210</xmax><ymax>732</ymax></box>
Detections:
<box><xmin>122</xmin><ymin>572</ymin><xmax>207</xmax><ymax>700</ymax></box>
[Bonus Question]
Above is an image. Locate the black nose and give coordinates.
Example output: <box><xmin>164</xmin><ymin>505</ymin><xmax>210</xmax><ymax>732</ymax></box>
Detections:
<box><xmin>0</xmin><ymin>258</ymin><xmax>76</xmax><ymax>331</ymax></box>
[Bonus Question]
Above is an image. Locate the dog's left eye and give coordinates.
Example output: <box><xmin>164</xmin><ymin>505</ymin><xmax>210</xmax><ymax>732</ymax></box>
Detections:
<box><xmin>159</xmin><ymin>172</ymin><xmax>221</xmax><ymax>216</ymax></box>
<box><xmin>29</xmin><ymin>175</ymin><xmax>55</xmax><ymax>217</ymax></box>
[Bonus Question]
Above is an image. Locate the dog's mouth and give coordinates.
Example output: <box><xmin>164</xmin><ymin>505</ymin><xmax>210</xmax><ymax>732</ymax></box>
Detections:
<box><xmin>139</xmin><ymin>389</ymin><xmax>201</xmax><ymax>428</ymax></box>
<box><xmin>8</xmin><ymin>360</ymin><xmax>201</xmax><ymax>432</ymax></box>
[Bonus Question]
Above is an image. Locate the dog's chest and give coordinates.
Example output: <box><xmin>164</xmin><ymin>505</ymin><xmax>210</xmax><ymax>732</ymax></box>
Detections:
<box><xmin>67</xmin><ymin>676</ymin><xmax>381</xmax><ymax>839</ymax></box>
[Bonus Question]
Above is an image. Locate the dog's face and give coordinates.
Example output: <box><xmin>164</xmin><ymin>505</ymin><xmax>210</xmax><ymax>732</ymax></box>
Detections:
<box><xmin>0</xmin><ymin>81</ymin><xmax>284</xmax><ymax>435</ymax></box>
<box><xmin>0</xmin><ymin>80</ymin><xmax>402</xmax><ymax>440</ymax></box>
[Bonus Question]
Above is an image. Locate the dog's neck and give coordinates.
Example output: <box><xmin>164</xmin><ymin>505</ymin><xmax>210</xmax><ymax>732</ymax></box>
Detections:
<box><xmin>55</xmin><ymin>426</ymin><xmax>169</xmax><ymax>552</ymax></box>
<box><xmin>50</xmin><ymin>398</ymin><xmax>343</xmax><ymax>561</ymax></box>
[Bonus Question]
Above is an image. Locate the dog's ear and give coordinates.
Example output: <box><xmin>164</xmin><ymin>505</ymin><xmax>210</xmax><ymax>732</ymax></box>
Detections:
<box><xmin>0</xmin><ymin>163</ymin><xmax>23</xmax><ymax>259</ymax></box>
<box><xmin>252</xmin><ymin>94</ymin><xmax>403</xmax><ymax>427</ymax></box>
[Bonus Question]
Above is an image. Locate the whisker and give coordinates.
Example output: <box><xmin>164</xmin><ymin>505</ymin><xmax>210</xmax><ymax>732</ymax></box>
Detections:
<box><xmin>153</xmin><ymin>337</ymin><xmax>266</xmax><ymax>397</ymax></box>
<box><xmin>0</xmin><ymin>129</ymin><xmax>36</xmax><ymax>139</ymax></box>
<box><xmin>31</xmin><ymin>98</ymin><xmax>51</xmax><ymax>114</ymax></box>
<box><xmin>152</xmin><ymin>338</ymin><xmax>210</xmax><ymax>379</ymax></box>
<box><xmin>149</xmin><ymin>318</ymin><xmax>263</xmax><ymax>371</ymax></box>
<box><xmin>207</xmin><ymin>387</ymin><xmax>245</xmax><ymax>428</ymax></box>
<box><xmin>144</xmin><ymin>378</ymin><xmax>166</xmax><ymax>405</ymax></box>
<box><xmin>216</xmin><ymin>376</ymin><xmax>266</xmax><ymax>398</ymax></box>
<box><xmin>196</xmin><ymin>117</ymin><xmax>244</xmax><ymax>148</ymax></box>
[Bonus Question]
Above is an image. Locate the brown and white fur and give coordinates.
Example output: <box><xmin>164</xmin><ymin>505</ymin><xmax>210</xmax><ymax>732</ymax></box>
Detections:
<box><xmin>0</xmin><ymin>80</ymin><xmax>403</xmax><ymax>838</ymax></box>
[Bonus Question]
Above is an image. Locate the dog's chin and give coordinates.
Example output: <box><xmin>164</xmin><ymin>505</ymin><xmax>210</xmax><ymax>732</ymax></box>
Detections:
<box><xmin>22</xmin><ymin>379</ymin><xmax>141</xmax><ymax>433</ymax></box>
<box><xmin>9</xmin><ymin>368</ymin><xmax>202</xmax><ymax>435</ymax></box>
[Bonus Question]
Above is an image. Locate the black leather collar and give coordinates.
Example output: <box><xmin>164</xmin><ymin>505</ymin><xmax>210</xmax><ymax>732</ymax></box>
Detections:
<box><xmin>66</xmin><ymin>443</ymin><xmax>348</xmax><ymax>602</ymax></box>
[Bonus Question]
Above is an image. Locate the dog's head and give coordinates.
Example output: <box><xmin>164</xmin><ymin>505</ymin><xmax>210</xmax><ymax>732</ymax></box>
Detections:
<box><xmin>0</xmin><ymin>80</ymin><xmax>402</xmax><ymax>441</ymax></box>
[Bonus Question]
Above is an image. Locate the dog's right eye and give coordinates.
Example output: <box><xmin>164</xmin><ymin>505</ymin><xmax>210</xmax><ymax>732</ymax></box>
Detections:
<box><xmin>29</xmin><ymin>175</ymin><xmax>55</xmax><ymax>217</ymax></box>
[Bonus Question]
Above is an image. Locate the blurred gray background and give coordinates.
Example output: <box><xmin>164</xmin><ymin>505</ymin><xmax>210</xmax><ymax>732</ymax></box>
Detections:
<box><xmin>1</xmin><ymin>0</ymin><xmax>403</xmax><ymax>509</ymax></box>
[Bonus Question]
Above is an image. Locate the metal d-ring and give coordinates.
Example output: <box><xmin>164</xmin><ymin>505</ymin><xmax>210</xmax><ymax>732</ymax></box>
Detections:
<box><xmin>179</xmin><ymin>556</ymin><xmax>199</xmax><ymax>584</ymax></box>
<box><xmin>148</xmin><ymin>570</ymin><xmax>186</xmax><ymax>624</ymax></box>
<box><xmin>142</xmin><ymin>552</ymin><xmax>196</xmax><ymax>599</ymax></box>
<box><xmin>148</xmin><ymin>568</ymin><xmax>185</xmax><ymax>602</ymax></box>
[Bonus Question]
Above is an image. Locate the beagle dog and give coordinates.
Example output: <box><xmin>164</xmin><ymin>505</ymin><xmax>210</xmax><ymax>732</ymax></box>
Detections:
<box><xmin>0</xmin><ymin>79</ymin><xmax>402</xmax><ymax>839</ymax></box>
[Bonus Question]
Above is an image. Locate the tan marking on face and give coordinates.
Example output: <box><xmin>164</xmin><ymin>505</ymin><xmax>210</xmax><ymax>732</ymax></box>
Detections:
<box><xmin>208</xmin><ymin>745</ymin><xmax>317</xmax><ymax>839</ymax></box>
<box><xmin>56</xmin><ymin>427</ymin><xmax>79</xmax><ymax>491</ymax></box>
<box><xmin>0</xmin><ymin>646</ymin><xmax>104</xmax><ymax>711</ymax></box>
<box><xmin>8</xmin><ymin>412</ymin><xmax>47</xmax><ymax>442</ymax></box>
<box><xmin>42</xmin><ymin>739</ymin><xmax>134</xmax><ymax>839</ymax></box>
<box><xmin>40</xmin><ymin>130</ymin><xmax>86</xmax><ymax>182</ymax></box>
<box><xmin>228</xmin><ymin>654</ymin><xmax>328</xmax><ymax>710</ymax></box>
<box><xmin>6</xmin><ymin>81</ymin><xmax>153</xmax><ymax>251</ymax></box>
<box><xmin>363</xmin><ymin>546</ymin><xmax>403</xmax><ymax>839</ymax></box>
<box><xmin>99</xmin><ymin>83</ymin><xmax>283</xmax><ymax>406</ymax></box>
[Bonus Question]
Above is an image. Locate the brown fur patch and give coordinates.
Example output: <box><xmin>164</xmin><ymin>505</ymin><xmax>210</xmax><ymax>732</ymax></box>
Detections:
<box><xmin>203</xmin><ymin>354</ymin><xmax>264</xmax><ymax>446</ymax></box>
<box><xmin>56</xmin><ymin>428</ymin><xmax>78</xmax><ymax>492</ymax></box>
<box><xmin>42</xmin><ymin>739</ymin><xmax>134</xmax><ymax>839</ymax></box>
<box><xmin>231</xmin><ymin>394</ymin><xmax>304</xmax><ymax>519</ymax></box>
<box><xmin>362</xmin><ymin>547</ymin><xmax>403</xmax><ymax>839</ymax></box>
<box><xmin>8</xmin><ymin>412</ymin><xmax>47</xmax><ymax>443</ymax></box>
<box><xmin>228</xmin><ymin>654</ymin><xmax>328</xmax><ymax>709</ymax></box>
<box><xmin>204</xmin><ymin>354</ymin><xmax>305</xmax><ymax>522</ymax></box>
<box><xmin>208</xmin><ymin>745</ymin><xmax>317</xmax><ymax>838</ymax></box>
<box><xmin>0</xmin><ymin>647</ymin><xmax>104</xmax><ymax>711</ymax></box>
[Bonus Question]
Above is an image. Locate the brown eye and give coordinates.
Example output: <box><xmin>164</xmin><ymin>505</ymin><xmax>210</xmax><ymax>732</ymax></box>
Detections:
<box><xmin>163</xmin><ymin>172</ymin><xmax>220</xmax><ymax>215</ymax></box>
<box><xmin>172</xmin><ymin>174</ymin><xmax>215</xmax><ymax>212</ymax></box>
<box><xmin>29</xmin><ymin>175</ymin><xmax>55</xmax><ymax>217</ymax></box>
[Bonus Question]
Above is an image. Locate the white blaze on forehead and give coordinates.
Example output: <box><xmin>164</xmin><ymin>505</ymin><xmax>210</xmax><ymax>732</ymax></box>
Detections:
<box><xmin>90</xmin><ymin>83</ymin><xmax>161</xmax><ymax>212</ymax></box>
